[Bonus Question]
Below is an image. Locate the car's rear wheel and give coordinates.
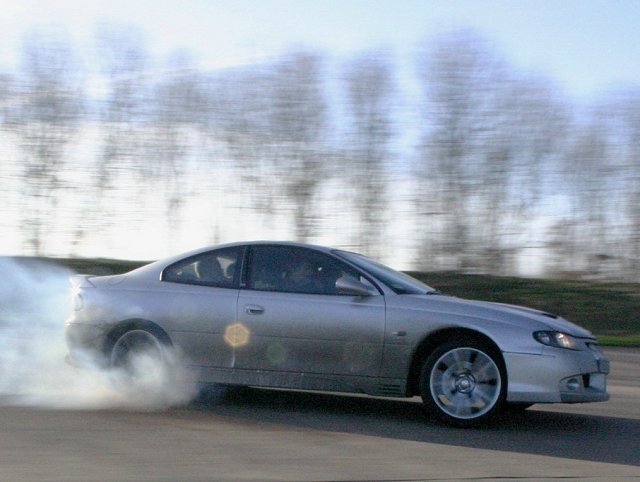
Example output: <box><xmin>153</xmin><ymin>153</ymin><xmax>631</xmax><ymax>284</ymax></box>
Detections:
<box><xmin>420</xmin><ymin>338</ymin><xmax>507</xmax><ymax>427</ymax></box>
<box><xmin>111</xmin><ymin>329</ymin><xmax>166</xmax><ymax>371</ymax></box>
<box><xmin>109</xmin><ymin>328</ymin><xmax>196</xmax><ymax>406</ymax></box>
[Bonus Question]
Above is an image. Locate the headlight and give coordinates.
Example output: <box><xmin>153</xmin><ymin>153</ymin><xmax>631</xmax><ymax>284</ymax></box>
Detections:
<box><xmin>533</xmin><ymin>331</ymin><xmax>579</xmax><ymax>350</ymax></box>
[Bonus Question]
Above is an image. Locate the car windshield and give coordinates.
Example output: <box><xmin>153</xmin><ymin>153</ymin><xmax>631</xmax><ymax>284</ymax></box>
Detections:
<box><xmin>334</xmin><ymin>250</ymin><xmax>437</xmax><ymax>295</ymax></box>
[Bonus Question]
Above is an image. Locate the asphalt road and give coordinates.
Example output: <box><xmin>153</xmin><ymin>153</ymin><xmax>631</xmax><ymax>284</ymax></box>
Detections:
<box><xmin>1</xmin><ymin>347</ymin><xmax>638</xmax><ymax>481</ymax></box>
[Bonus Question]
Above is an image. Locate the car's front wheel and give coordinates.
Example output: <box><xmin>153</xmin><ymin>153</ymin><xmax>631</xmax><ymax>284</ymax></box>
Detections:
<box><xmin>420</xmin><ymin>338</ymin><xmax>507</xmax><ymax>427</ymax></box>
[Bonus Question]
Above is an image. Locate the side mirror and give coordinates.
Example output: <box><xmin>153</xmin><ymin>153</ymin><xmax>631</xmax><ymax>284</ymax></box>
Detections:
<box><xmin>335</xmin><ymin>276</ymin><xmax>371</xmax><ymax>297</ymax></box>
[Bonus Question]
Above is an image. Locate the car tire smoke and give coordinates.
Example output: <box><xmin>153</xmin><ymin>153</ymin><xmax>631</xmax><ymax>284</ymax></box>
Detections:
<box><xmin>0</xmin><ymin>257</ymin><xmax>197</xmax><ymax>410</ymax></box>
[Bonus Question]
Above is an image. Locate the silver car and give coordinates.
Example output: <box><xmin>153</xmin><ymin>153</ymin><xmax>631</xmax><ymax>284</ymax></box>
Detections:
<box><xmin>65</xmin><ymin>241</ymin><xmax>609</xmax><ymax>426</ymax></box>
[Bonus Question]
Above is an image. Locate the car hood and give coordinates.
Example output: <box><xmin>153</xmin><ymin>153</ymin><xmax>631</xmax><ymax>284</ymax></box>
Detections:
<box><xmin>401</xmin><ymin>295</ymin><xmax>594</xmax><ymax>338</ymax></box>
<box><xmin>476</xmin><ymin>300</ymin><xmax>593</xmax><ymax>337</ymax></box>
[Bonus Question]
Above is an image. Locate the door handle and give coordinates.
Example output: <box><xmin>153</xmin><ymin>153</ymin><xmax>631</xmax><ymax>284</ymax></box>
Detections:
<box><xmin>244</xmin><ymin>304</ymin><xmax>265</xmax><ymax>315</ymax></box>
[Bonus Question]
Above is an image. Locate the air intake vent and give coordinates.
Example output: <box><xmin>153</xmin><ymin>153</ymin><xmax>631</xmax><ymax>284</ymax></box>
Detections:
<box><xmin>378</xmin><ymin>384</ymin><xmax>403</xmax><ymax>397</ymax></box>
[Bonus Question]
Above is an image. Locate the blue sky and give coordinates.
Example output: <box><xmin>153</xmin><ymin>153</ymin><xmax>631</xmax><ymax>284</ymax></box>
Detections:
<box><xmin>1</xmin><ymin>0</ymin><xmax>639</xmax><ymax>99</ymax></box>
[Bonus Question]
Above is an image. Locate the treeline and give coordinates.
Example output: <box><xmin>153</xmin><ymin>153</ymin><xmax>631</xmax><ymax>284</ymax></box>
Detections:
<box><xmin>1</xmin><ymin>26</ymin><xmax>639</xmax><ymax>280</ymax></box>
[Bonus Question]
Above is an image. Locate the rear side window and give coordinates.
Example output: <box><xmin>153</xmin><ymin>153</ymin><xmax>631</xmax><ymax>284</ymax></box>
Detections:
<box><xmin>163</xmin><ymin>247</ymin><xmax>241</xmax><ymax>288</ymax></box>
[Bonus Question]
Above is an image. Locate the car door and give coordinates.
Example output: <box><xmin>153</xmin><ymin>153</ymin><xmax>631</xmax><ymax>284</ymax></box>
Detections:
<box><xmin>235</xmin><ymin>245</ymin><xmax>385</xmax><ymax>377</ymax></box>
<box><xmin>159</xmin><ymin>246</ymin><xmax>242</xmax><ymax>368</ymax></box>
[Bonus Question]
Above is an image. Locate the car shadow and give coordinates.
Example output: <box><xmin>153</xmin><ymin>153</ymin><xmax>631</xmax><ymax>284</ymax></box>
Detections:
<box><xmin>188</xmin><ymin>385</ymin><xmax>640</xmax><ymax>467</ymax></box>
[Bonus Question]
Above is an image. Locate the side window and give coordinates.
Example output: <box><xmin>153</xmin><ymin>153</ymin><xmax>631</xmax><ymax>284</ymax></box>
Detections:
<box><xmin>163</xmin><ymin>247</ymin><xmax>240</xmax><ymax>288</ymax></box>
<box><xmin>248</xmin><ymin>246</ymin><xmax>362</xmax><ymax>295</ymax></box>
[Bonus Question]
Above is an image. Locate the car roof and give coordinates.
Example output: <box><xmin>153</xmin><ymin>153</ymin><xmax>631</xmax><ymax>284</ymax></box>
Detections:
<box><xmin>172</xmin><ymin>240</ymin><xmax>336</xmax><ymax>260</ymax></box>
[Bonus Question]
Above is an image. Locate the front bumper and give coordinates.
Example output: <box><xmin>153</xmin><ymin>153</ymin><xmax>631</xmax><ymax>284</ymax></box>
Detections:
<box><xmin>559</xmin><ymin>372</ymin><xmax>609</xmax><ymax>402</ymax></box>
<box><xmin>505</xmin><ymin>347</ymin><xmax>609</xmax><ymax>404</ymax></box>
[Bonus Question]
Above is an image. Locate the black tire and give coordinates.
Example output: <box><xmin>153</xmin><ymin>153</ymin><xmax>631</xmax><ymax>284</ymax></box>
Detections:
<box><xmin>110</xmin><ymin>329</ymin><xmax>166</xmax><ymax>372</ymax></box>
<box><xmin>419</xmin><ymin>337</ymin><xmax>507</xmax><ymax>427</ymax></box>
<box><xmin>109</xmin><ymin>329</ymin><xmax>197</xmax><ymax>407</ymax></box>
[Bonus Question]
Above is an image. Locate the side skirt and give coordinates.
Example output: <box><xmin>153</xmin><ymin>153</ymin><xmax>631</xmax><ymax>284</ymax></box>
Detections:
<box><xmin>193</xmin><ymin>366</ymin><xmax>408</xmax><ymax>398</ymax></box>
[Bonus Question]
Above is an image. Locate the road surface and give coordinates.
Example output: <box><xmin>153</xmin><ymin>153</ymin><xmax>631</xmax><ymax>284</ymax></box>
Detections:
<box><xmin>1</xmin><ymin>347</ymin><xmax>638</xmax><ymax>481</ymax></box>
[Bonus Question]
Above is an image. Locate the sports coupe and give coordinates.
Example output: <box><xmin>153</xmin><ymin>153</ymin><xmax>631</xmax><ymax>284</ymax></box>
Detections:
<box><xmin>65</xmin><ymin>241</ymin><xmax>609</xmax><ymax>426</ymax></box>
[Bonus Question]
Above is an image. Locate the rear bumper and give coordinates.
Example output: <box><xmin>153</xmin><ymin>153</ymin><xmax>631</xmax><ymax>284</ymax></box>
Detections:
<box><xmin>64</xmin><ymin>320</ymin><xmax>109</xmax><ymax>367</ymax></box>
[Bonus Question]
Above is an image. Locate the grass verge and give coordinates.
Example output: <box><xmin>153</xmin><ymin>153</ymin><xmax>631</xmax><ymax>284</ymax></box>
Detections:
<box><xmin>596</xmin><ymin>335</ymin><xmax>640</xmax><ymax>347</ymax></box>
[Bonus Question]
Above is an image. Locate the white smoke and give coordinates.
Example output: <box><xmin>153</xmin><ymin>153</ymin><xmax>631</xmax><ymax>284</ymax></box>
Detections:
<box><xmin>0</xmin><ymin>257</ymin><xmax>197</xmax><ymax>410</ymax></box>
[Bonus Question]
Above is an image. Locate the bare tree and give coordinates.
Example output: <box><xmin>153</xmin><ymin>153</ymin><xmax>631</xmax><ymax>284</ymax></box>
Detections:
<box><xmin>217</xmin><ymin>51</ymin><xmax>331</xmax><ymax>241</ymax></box>
<box><xmin>416</xmin><ymin>31</ymin><xmax>569</xmax><ymax>274</ymax></box>
<box><xmin>343</xmin><ymin>52</ymin><xmax>394</xmax><ymax>258</ymax></box>
<box><xmin>4</xmin><ymin>30</ymin><xmax>83</xmax><ymax>254</ymax></box>
<box><xmin>567</xmin><ymin>112</ymin><xmax>612</xmax><ymax>275</ymax></box>
<box><xmin>149</xmin><ymin>51</ymin><xmax>207</xmax><ymax>246</ymax></box>
<box><xmin>0</xmin><ymin>73</ymin><xmax>15</xmax><ymax>238</ymax></box>
<box><xmin>415</xmin><ymin>31</ymin><xmax>506</xmax><ymax>271</ymax></box>
<box><xmin>266</xmin><ymin>52</ymin><xmax>332</xmax><ymax>241</ymax></box>
<box><xmin>71</xmin><ymin>23</ymin><xmax>153</xmax><ymax>249</ymax></box>
<box><xmin>95</xmin><ymin>23</ymin><xmax>151</xmax><ymax>181</ymax></box>
<box><xmin>480</xmin><ymin>76</ymin><xmax>569</xmax><ymax>274</ymax></box>
<box><xmin>211</xmin><ymin>63</ymin><xmax>286</xmax><ymax>217</ymax></box>
<box><xmin>612</xmin><ymin>89</ymin><xmax>640</xmax><ymax>280</ymax></box>
<box><xmin>0</xmin><ymin>74</ymin><xmax>11</xmax><ymax>123</ymax></box>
